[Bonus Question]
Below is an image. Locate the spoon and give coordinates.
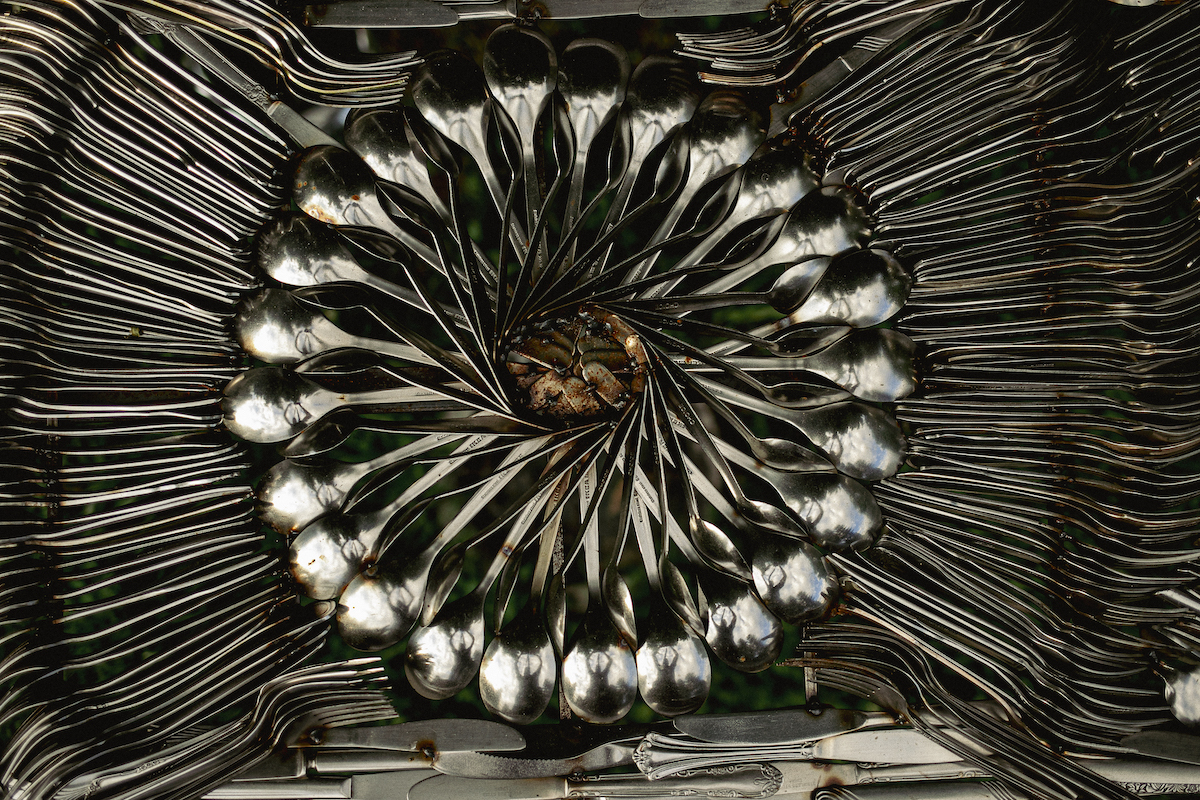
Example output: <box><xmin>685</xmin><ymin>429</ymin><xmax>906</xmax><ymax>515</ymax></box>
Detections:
<box><xmin>259</xmin><ymin>430</ymin><xmax>482</xmax><ymax>533</ymax></box>
<box><xmin>478</xmin><ymin>486</ymin><xmax>563</xmax><ymax>723</ymax></box>
<box><xmin>700</xmin><ymin>568</ymin><xmax>784</xmax><ymax>673</ymax></box>
<box><xmin>714</xmin><ymin>328</ymin><xmax>918</xmax><ymax>403</ymax></box>
<box><xmin>405</xmin><ymin>451</ymin><xmax>583</xmax><ymax>700</ymax></box>
<box><xmin>697</xmin><ymin>376</ymin><xmax>906</xmax><ymax>481</ymax></box>
<box><xmin>335</xmin><ymin>433</ymin><xmax>561</xmax><ymax>650</ymax></box>
<box><xmin>628</xmin><ymin>494</ymin><xmax>711</xmax><ymax>717</ymax></box>
<box><xmin>483</xmin><ymin>24</ymin><xmax>557</xmax><ymax>253</ymax></box>
<box><xmin>739</xmin><ymin>526</ymin><xmax>839</xmax><ymax>626</ymax></box>
<box><xmin>343</xmin><ymin>107</ymin><xmax>449</xmax><ymax>223</ymax></box>
<box><xmin>405</xmin><ymin>537</ymin><xmax>528</xmax><ymax>700</ymax></box>
<box><xmin>410</xmin><ymin>47</ymin><xmax>527</xmax><ymax>253</ymax></box>
<box><xmin>222</xmin><ymin>366</ymin><xmax>471</xmax><ymax>445</ymax></box>
<box><xmin>666</xmin><ymin>456</ymin><xmax>840</xmax><ymax>625</ymax></box>
<box><xmin>720</xmin><ymin>442</ymin><xmax>883</xmax><ymax>552</ymax></box>
<box><xmin>561</xmin><ymin>461</ymin><xmax>638</xmax><ymax>724</ymax></box>
<box><xmin>558</xmin><ymin>38</ymin><xmax>630</xmax><ymax>235</ymax></box>
<box><xmin>292</xmin><ymin>145</ymin><xmax>441</xmax><ymax>272</ymax></box>
<box><xmin>282</xmin><ymin>405</ymin><xmax>529</xmax><ymax>460</ymax></box>
<box><xmin>697</xmin><ymin>184</ymin><xmax>873</xmax><ymax>296</ymax></box>
<box><xmin>620</xmin><ymin>255</ymin><xmax>834</xmax><ymax>315</ymax></box>
<box><xmin>677</xmin><ymin>365</ymin><xmax>833</xmax><ymax>473</ymax></box>
<box><xmin>627</xmin><ymin>90</ymin><xmax>767</xmax><ymax>285</ymax></box>
<box><xmin>234</xmin><ymin>288</ymin><xmax>437</xmax><ymax>367</ymax></box>
<box><xmin>601</xmin><ymin>54</ymin><xmax>701</xmax><ymax>231</ymax></box>
<box><xmin>632</xmin><ymin>319</ymin><xmax>850</xmax><ymax>412</ymax></box>
<box><xmin>257</xmin><ymin>212</ymin><xmax>444</xmax><ymax>322</ymax></box>
<box><xmin>787</xmin><ymin>248</ymin><xmax>911</xmax><ymax>327</ymax></box>
<box><xmin>651</xmin><ymin>146</ymin><xmax>822</xmax><ymax>297</ymax></box>
<box><xmin>289</xmin><ymin>497</ymin><xmax>430</xmax><ymax>600</ymax></box>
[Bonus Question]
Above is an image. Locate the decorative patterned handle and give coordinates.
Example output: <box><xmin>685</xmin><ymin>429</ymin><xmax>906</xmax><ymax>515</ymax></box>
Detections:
<box><xmin>634</xmin><ymin>734</ymin><xmax>815</xmax><ymax>781</ymax></box>
<box><xmin>569</xmin><ymin>763</ymin><xmax>784</xmax><ymax>798</ymax></box>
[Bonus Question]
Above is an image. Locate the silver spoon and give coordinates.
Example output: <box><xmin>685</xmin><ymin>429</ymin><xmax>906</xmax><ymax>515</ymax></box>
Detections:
<box><xmin>344</xmin><ymin>107</ymin><xmax>449</xmax><ymax>223</ymax></box>
<box><xmin>234</xmin><ymin>289</ymin><xmax>438</xmax><ymax>367</ymax></box>
<box><xmin>697</xmin><ymin>184</ymin><xmax>872</xmax><ymax>296</ymax></box>
<box><xmin>292</xmin><ymin>145</ymin><xmax>442</xmax><ymax>272</ymax></box>
<box><xmin>483</xmin><ymin>24</ymin><xmax>557</xmax><ymax>257</ymax></box>
<box><xmin>222</xmin><ymin>366</ymin><xmax>472</xmax><ymax>445</ymax></box>
<box><xmin>628</xmin><ymin>494</ymin><xmax>711</xmax><ymax>717</ymax></box>
<box><xmin>627</xmin><ymin>90</ymin><xmax>766</xmax><ymax>285</ymax></box>
<box><xmin>695</xmin><ymin>377</ymin><xmax>906</xmax><ymax>481</ymax></box>
<box><xmin>653</xmin><ymin>146</ymin><xmax>822</xmax><ymax>297</ymax></box>
<box><xmin>410</xmin><ymin>47</ymin><xmax>527</xmax><ymax>254</ymax></box>
<box><xmin>719</xmin><ymin>441</ymin><xmax>883</xmax><ymax>552</ymax></box>
<box><xmin>335</xmin><ymin>434</ymin><xmax>559</xmax><ymax>650</ymax></box>
<box><xmin>787</xmin><ymin>248</ymin><xmax>911</xmax><ymax>327</ymax></box>
<box><xmin>601</xmin><ymin>54</ymin><xmax>701</xmax><ymax>231</ymax></box>
<box><xmin>561</xmin><ymin>462</ymin><xmax>638</xmax><ymax>724</ymax></box>
<box><xmin>257</xmin><ymin>212</ymin><xmax>442</xmax><ymax>321</ymax></box>
<box><xmin>405</xmin><ymin>449</ymin><xmax>584</xmax><ymax>700</ymax></box>
<box><xmin>558</xmin><ymin>38</ymin><xmax>630</xmax><ymax>235</ymax></box>
<box><xmin>478</xmin><ymin>531</ymin><xmax>559</xmax><ymax>723</ymax></box>
<box><xmin>405</xmin><ymin>537</ymin><xmax>527</xmax><ymax>700</ymax></box>
<box><xmin>715</xmin><ymin>328</ymin><xmax>918</xmax><ymax>403</ymax></box>
<box><xmin>624</xmin><ymin>256</ymin><xmax>834</xmax><ymax>315</ymax></box>
<box><xmin>289</xmin><ymin>497</ymin><xmax>430</xmax><ymax>600</ymax></box>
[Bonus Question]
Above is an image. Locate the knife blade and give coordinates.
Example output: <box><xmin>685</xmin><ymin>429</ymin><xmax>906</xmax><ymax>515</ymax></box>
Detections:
<box><xmin>673</xmin><ymin>708</ymin><xmax>876</xmax><ymax>745</ymax></box>
<box><xmin>639</xmin><ymin>0</ymin><xmax>770</xmax><ymax>18</ymax></box>
<box><xmin>431</xmin><ymin>739</ymin><xmax>639</xmax><ymax>779</ymax></box>
<box><xmin>300</xmin><ymin>0</ymin><xmax>459</xmax><ymax>27</ymax></box>
<box><xmin>317</xmin><ymin>719</ymin><xmax>526</xmax><ymax>753</ymax></box>
<box><xmin>1118</xmin><ymin>729</ymin><xmax>1200</xmax><ymax>765</ymax></box>
<box><xmin>349</xmin><ymin>770</ymin><xmax>440</xmax><ymax>800</ymax></box>
<box><xmin>203</xmin><ymin>778</ymin><xmax>351</xmax><ymax>799</ymax></box>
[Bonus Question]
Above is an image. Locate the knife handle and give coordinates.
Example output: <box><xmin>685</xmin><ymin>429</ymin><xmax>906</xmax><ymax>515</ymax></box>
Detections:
<box><xmin>634</xmin><ymin>733</ymin><xmax>814</xmax><ymax>780</ymax></box>
<box><xmin>567</xmin><ymin>763</ymin><xmax>782</xmax><ymax>798</ymax></box>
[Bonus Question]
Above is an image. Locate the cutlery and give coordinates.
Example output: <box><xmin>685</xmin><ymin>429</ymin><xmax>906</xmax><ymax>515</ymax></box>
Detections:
<box><xmin>407</xmin><ymin>761</ymin><xmax>993</xmax><ymax>800</ymax></box>
<box><xmin>633</xmin><ymin>729</ymin><xmax>965</xmax><ymax>780</ymax></box>
<box><xmin>313</xmin><ymin>718</ymin><xmax>525</xmax><ymax>754</ymax></box>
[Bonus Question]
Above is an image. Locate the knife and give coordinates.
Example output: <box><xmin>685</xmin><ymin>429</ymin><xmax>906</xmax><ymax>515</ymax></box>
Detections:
<box><xmin>405</xmin><ymin>761</ymin><xmax>993</xmax><ymax>800</ymax></box>
<box><xmin>673</xmin><ymin>708</ymin><xmax>877</xmax><ymax>745</ymax></box>
<box><xmin>431</xmin><ymin>739</ymin><xmax>640</xmax><ymax>779</ymax></box>
<box><xmin>317</xmin><ymin>719</ymin><xmax>526</xmax><ymax>753</ymax></box>
<box><xmin>639</xmin><ymin>0</ymin><xmax>771</xmax><ymax>18</ymax></box>
<box><xmin>203</xmin><ymin>770</ymin><xmax>437</xmax><ymax>800</ymax></box>
<box><xmin>634</xmin><ymin>729</ymin><xmax>966</xmax><ymax>780</ymax></box>
<box><xmin>300</xmin><ymin>0</ymin><xmax>459</xmax><ymax>27</ymax></box>
<box><xmin>1118</xmin><ymin>729</ymin><xmax>1200</xmax><ymax>765</ymax></box>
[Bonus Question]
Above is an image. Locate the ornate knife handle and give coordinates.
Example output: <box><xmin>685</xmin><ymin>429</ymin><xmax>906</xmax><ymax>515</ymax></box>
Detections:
<box><xmin>635</xmin><ymin>733</ymin><xmax>817</xmax><ymax>781</ymax></box>
<box><xmin>566</xmin><ymin>762</ymin><xmax>783</xmax><ymax>798</ymax></box>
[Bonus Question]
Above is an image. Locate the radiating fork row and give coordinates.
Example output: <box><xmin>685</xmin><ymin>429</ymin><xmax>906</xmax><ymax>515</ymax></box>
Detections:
<box><xmin>736</xmin><ymin>3</ymin><xmax>1200</xmax><ymax>799</ymax></box>
<box><xmin>0</xmin><ymin>3</ymin><xmax>400</xmax><ymax>798</ymax></box>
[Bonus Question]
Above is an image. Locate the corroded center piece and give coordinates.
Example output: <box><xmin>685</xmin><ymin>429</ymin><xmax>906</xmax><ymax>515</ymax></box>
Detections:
<box><xmin>505</xmin><ymin>308</ymin><xmax>645</xmax><ymax>422</ymax></box>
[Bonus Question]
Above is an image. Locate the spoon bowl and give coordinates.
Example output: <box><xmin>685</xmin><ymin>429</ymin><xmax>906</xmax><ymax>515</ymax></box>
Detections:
<box><xmin>561</xmin><ymin>607</ymin><xmax>638</xmax><ymax>724</ymax></box>
<box><xmin>337</xmin><ymin>549</ymin><xmax>435</xmax><ymax>650</ymax></box>
<box><xmin>789</xmin><ymin>248</ymin><xmax>911</xmax><ymax>327</ymax></box>
<box><xmin>405</xmin><ymin>590</ymin><xmax>487</xmax><ymax>700</ymax></box>
<box><xmin>701</xmin><ymin>571</ymin><xmax>783</xmax><ymax>673</ymax></box>
<box><xmin>479</xmin><ymin>601</ymin><xmax>557</xmax><ymax>724</ymax></box>
<box><xmin>636</xmin><ymin>600</ymin><xmax>711</xmax><ymax>717</ymax></box>
<box><xmin>749</xmin><ymin>536</ymin><xmax>838</xmax><ymax>625</ymax></box>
